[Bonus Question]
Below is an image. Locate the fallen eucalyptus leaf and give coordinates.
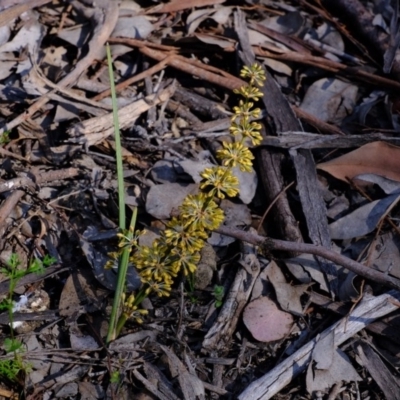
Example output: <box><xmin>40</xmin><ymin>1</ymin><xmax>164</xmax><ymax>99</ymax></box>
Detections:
<box><xmin>318</xmin><ymin>142</ymin><xmax>400</xmax><ymax>183</ymax></box>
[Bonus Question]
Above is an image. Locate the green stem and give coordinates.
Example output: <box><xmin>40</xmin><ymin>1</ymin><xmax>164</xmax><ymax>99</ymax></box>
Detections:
<box><xmin>107</xmin><ymin>208</ymin><xmax>138</xmax><ymax>343</ymax></box>
<box><xmin>115</xmin><ymin>287</ymin><xmax>147</xmax><ymax>337</ymax></box>
<box><xmin>106</xmin><ymin>43</ymin><xmax>125</xmax><ymax>231</ymax></box>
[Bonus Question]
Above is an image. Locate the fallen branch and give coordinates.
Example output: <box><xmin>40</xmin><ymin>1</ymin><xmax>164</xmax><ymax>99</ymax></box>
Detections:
<box><xmin>216</xmin><ymin>226</ymin><xmax>400</xmax><ymax>291</ymax></box>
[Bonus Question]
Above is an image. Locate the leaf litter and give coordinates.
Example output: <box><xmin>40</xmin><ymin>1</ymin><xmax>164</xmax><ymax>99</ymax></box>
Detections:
<box><xmin>0</xmin><ymin>0</ymin><xmax>400</xmax><ymax>399</ymax></box>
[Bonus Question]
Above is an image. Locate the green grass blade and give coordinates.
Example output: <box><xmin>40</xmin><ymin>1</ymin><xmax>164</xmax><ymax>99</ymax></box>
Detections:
<box><xmin>106</xmin><ymin>43</ymin><xmax>125</xmax><ymax>231</ymax></box>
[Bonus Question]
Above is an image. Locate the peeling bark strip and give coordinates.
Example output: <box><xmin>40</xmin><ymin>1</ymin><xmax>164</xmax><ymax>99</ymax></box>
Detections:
<box><xmin>238</xmin><ymin>290</ymin><xmax>400</xmax><ymax>400</ymax></box>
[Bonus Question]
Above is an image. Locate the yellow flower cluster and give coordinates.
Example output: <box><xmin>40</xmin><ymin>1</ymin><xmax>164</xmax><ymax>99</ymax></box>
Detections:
<box><xmin>112</xmin><ymin>64</ymin><xmax>266</xmax><ymax>325</ymax></box>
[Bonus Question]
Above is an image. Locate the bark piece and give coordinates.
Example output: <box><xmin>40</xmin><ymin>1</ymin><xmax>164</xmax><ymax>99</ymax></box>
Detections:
<box><xmin>356</xmin><ymin>340</ymin><xmax>400</xmax><ymax>400</ymax></box>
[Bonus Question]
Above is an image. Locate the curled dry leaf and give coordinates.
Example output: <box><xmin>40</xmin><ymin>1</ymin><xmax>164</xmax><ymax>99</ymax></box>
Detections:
<box><xmin>317</xmin><ymin>141</ymin><xmax>400</xmax><ymax>182</ymax></box>
<box><xmin>243</xmin><ymin>297</ymin><xmax>294</xmax><ymax>343</ymax></box>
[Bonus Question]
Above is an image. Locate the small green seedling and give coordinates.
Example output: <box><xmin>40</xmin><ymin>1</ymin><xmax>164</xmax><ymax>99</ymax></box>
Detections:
<box><xmin>0</xmin><ymin>253</ymin><xmax>55</xmax><ymax>381</ymax></box>
<box><xmin>213</xmin><ymin>285</ymin><xmax>225</xmax><ymax>308</ymax></box>
<box><xmin>110</xmin><ymin>370</ymin><xmax>120</xmax><ymax>384</ymax></box>
<box><xmin>0</xmin><ymin>131</ymin><xmax>10</xmax><ymax>145</ymax></box>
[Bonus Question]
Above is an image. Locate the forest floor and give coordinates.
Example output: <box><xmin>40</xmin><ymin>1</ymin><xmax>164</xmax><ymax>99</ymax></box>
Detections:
<box><xmin>1</xmin><ymin>0</ymin><xmax>400</xmax><ymax>399</ymax></box>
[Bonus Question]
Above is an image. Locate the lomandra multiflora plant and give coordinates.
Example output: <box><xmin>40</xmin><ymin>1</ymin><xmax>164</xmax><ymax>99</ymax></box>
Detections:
<box><xmin>109</xmin><ymin>64</ymin><xmax>266</xmax><ymax>335</ymax></box>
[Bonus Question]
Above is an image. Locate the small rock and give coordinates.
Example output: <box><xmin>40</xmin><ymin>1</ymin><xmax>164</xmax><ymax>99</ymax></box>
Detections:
<box><xmin>146</xmin><ymin>183</ymin><xmax>198</xmax><ymax>219</ymax></box>
<box><xmin>233</xmin><ymin>166</ymin><xmax>258</xmax><ymax>204</ymax></box>
<box><xmin>151</xmin><ymin>160</ymin><xmax>179</xmax><ymax>184</ymax></box>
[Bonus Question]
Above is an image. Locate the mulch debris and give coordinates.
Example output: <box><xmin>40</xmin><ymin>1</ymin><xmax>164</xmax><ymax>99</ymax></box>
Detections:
<box><xmin>0</xmin><ymin>0</ymin><xmax>400</xmax><ymax>399</ymax></box>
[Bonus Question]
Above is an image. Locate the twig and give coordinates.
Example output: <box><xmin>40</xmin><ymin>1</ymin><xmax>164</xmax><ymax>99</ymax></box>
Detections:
<box><xmin>216</xmin><ymin>226</ymin><xmax>400</xmax><ymax>291</ymax></box>
<box><xmin>253</xmin><ymin>45</ymin><xmax>400</xmax><ymax>91</ymax></box>
<box><xmin>93</xmin><ymin>55</ymin><xmax>175</xmax><ymax>101</ymax></box>
<box><xmin>108</xmin><ymin>37</ymin><xmax>245</xmax><ymax>90</ymax></box>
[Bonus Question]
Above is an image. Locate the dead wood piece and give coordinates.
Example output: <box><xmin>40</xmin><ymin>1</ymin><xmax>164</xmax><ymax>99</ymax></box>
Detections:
<box><xmin>202</xmin><ymin>236</ymin><xmax>260</xmax><ymax>352</ymax></box>
<box><xmin>166</xmin><ymin>99</ymin><xmax>203</xmax><ymax>127</ymax></box>
<box><xmin>0</xmin><ymin>167</ymin><xmax>79</xmax><ymax>261</ymax></box>
<box><xmin>249</xmin><ymin>22</ymin><xmax>315</xmax><ymax>55</ymax></box>
<box><xmin>30</xmin><ymin>365</ymin><xmax>89</xmax><ymax>393</ymax></box>
<box><xmin>144</xmin><ymin>362</ymin><xmax>180</xmax><ymax>400</ymax></box>
<box><xmin>0</xmin><ymin>190</ymin><xmax>25</xmax><ymax>249</ymax></box>
<box><xmin>0</xmin><ymin>309</ymin><xmax>59</xmax><ymax>325</ymax></box>
<box><xmin>173</xmin><ymin>86</ymin><xmax>228</xmax><ymax>120</ymax></box>
<box><xmin>238</xmin><ymin>289</ymin><xmax>400</xmax><ymax>400</ymax></box>
<box><xmin>0</xmin><ymin>0</ymin><xmax>51</xmax><ymax>28</ymax></box>
<box><xmin>0</xmin><ymin>146</ymin><xmax>27</xmax><ymax>162</ymax></box>
<box><xmin>260</xmin><ymin>132</ymin><xmax>400</xmax><ymax>149</ymax></box>
<box><xmin>67</xmin><ymin>84</ymin><xmax>176</xmax><ymax>147</ymax></box>
<box><xmin>30</xmin><ymin>58</ymin><xmax>112</xmax><ymax>113</ymax></box>
<box><xmin>0</xmin><ymin>167</ymin><xmax>80</xmax><ymax>194</ymax></box>
<box><xmin>310</xmin><ymin>291</ymin><xmax>400</xmax><ymax>344</ymax></box>
<box><xmin>160</xmin><ymin>345</ymin><xmax>205</xmax><ymax>400</ymax></box>
<box><xmin>216</xmin><ymin>226</ymin><xmax>400</xmax><ymax>291</ymax></box>
<box><xmin>202</xmin><ymin>381</ymin><xmax>228</xmax><ymax>396</ymax></box>
<box><xmin>93</xmin><ymin>56</ymin><xmax>174</xmax><ymax>102</ymax></box>
<box><xmin>356</xmin><ymin>340</ymin><xmax>400</xmax><ymax>400</ymax></box>
<box><xmin>145</xmin><ymin>0</ymin><xmax>226</xmax><ymax>14</ymax></box>
<box><xmin>290</xmin><ymin>148</ymin><xmax>335</xmax><ymax>294</ymax></box>
<box><xmin>257</xmin><ymin>149</ymin><xmax>303</xmax><ymax>248</ymax></box>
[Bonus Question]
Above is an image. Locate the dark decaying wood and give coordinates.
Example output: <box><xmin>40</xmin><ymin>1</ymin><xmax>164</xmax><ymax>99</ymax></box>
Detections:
<box><xmin>356</xmin><ymin>340</ymin><xmax>400</xmax><ymax>400</ymax></box>
<box><xmin>260</xmin><ymin>132</ymin><xmax>400</xmax><ymax>149</ymax></box>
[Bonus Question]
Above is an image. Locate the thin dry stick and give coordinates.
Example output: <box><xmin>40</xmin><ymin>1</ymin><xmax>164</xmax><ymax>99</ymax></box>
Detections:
<box><xmin>216</xmin><ymin>226</ymin><xmax>400</xmax><ymax>290</ymax></box>
<box><xmin>108</xmin><ymin>38</ymin><xmax>245</xmax><ymax>90</ymax></box>
<box><xmin>253</xmin><ymin>46</ymin><xmax>400</xmax><ymax>91</ymax></box>
<box><xmin>93</xmin><ymin>55</ymin><xmax>175</xmax><ymax>101</ymax></box>
<box><xmin>256</xmin><ymin>181</ymin><xmax>294</xmax><ymax>233</ymax></box>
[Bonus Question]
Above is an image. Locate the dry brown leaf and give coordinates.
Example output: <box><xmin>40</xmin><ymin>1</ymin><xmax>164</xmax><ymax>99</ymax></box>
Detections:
<box><xmin>317</xmin><ymin>141</ymin><xmax>400</xmax><ymax>182</ymax></box>
<box><xmin>243</xmin><ymin>297</ymin><xmax>294</xmax><ymax>342</ymax></box>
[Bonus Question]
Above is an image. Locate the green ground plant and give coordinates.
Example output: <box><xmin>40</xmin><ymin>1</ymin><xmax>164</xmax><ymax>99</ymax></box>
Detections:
<box><xmin>106</xmin><ymin>59</ymin><xmax>266</xmax><ymax>342</ymax></box>
<box><xmin>213</xmin><ymin>285</ymin><xmax>225</xmax><ymax>308</ymax></box>
<box><xmin>0</xmin><ymin>254</ymin><xmax>55</xmax><ymax>382</ymax></box>
<box><xmin>0</xmin><ymin>131</ymin><xmax>10</xmax><ymax>145</ymax></box>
